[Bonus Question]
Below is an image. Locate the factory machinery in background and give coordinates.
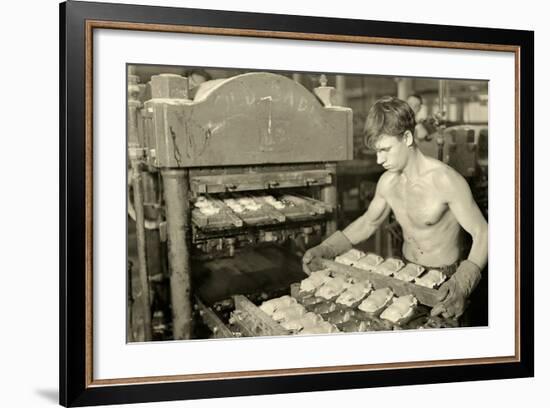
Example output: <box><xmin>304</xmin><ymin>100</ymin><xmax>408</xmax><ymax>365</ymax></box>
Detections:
<box><xmin>127</xmin><ymin>70</ymin><xmax>353</xmax><ymax>341</ymax></box>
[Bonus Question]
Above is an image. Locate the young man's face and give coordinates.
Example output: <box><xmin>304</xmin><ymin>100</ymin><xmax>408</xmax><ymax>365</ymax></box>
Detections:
<box><xmin>374</xmin><ymin>133</ymin><xmax>410</xmax><ymax>172</ymax></box>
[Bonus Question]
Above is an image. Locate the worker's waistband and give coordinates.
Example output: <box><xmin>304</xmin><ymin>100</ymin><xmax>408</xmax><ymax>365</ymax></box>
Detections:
<box><xmin>403</xmin><ymin>258</ymin><xmax>461</xmax><ymax>278</ymax></box>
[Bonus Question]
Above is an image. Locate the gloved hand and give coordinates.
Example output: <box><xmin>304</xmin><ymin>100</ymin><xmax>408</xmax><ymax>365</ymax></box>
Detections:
<box><xmin>302</xmin><ymin>231</ymin><xmax>352</xmax><ymax>275</ymax></box>
<box><xmin>431</xmin><ymin>260</ymin><xmax>481</xmax><ymax>319</ymax></box>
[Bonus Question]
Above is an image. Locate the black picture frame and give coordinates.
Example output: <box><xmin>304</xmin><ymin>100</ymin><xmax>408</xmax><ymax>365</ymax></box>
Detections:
<box><xmin>60</xmin><ymin>1</ymin><xmax>534</xmax><ymax>406</ymax></box>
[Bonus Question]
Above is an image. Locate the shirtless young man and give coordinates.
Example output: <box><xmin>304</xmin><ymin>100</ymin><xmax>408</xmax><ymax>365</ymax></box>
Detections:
<box><xmin>303</xmin><ymin>96</ymin><xmax>488</xmax><ymax>319</ymax></box>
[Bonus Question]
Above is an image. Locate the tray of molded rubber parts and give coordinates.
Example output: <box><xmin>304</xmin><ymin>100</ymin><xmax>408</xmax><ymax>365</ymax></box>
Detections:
<box><xmin>282</xmin><ymin>249</ymin><xmax>461</xmax><ymax>332</ymax></box>
<box><xmin>288</xmin><ymin>268</ymin><xmax>458</xmax><ymax>332</ymax></box>
<box><xmin>191</xmin><ymin>193</ymin><xmax>332</xmax><ymax>232</ymax></box>
<box><xmin>320</xmin><ymin>250</ymin><xmax>452</xmax><ymax>308</ymax></box>
<box><xmin>227</xmin><ymin>258</ymin><xmax>457</xmax><ymax>338</ymax></box>
<box><xmin>226</xmin><ymin>293</ymin><xmax>339</xmax><ymax>336</ymax></box>
<box><xmin>289</xmin><ymin>270</ymin><xmax>414</xmax><ymax>333</ymax></box>
<box><xmin>253</xmin><ymin>292</ymin><xmax>341</xmax><ymax>335</ymax></box>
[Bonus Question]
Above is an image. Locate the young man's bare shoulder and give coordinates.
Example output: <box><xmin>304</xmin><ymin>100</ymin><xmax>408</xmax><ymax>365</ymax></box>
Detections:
<box><xmin>377</xmin><ymin>171</ymin><xmax>400</xmax><ymax>194</ymax></box>
<box><xmin>423</xmin><ymin>155</ymin><xmax>448</xmax><ymax>173</ymax></box>
<box><xmin>430</xmin><ymin>160</ymin><xmax>468</xmax><ymax>192</ymax></box>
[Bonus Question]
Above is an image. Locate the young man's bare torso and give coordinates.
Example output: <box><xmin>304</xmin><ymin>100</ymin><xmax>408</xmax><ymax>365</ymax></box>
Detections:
<box><xmin>378</xmin><ymin>158</ymin><xmax>462</xmax><ymax>267</ymax></box>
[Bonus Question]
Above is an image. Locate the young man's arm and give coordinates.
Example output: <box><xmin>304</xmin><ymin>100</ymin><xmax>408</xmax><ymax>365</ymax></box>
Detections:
<box><xmin>440</xmin><ymin>168</ymin><xmax>488</xmax><ymax>270</ymax></box>
<box><xmin>342</xmin><ymin>180</ymin><xmax>392</xmax><ymax>245</ymax></box>
<box><xmin>431</xmin><ymin>167</ymin><xmax>488</xmax><ymax>318</ymax></box>
<box><xmin>302</xmin><ymin>174</ymin><xmax>392</xmax><ymax>273</ymax></box>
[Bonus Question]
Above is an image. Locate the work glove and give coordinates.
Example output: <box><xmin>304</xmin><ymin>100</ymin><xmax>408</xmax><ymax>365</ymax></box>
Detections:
<box><xmin>431</xmin><ymin>260</ymin><xmax>482</xmax><ymax>319</ymax></box>
<box><xmin>302</xmin><ymin>231</ymin><xmax>352</xmax><ymax>275</ymax></box>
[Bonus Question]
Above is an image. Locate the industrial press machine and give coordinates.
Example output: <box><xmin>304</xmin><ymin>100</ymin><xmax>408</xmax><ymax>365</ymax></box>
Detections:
<box><xmin>127</xmin><ymin>70</ymin><xmax>353</xmax><ymax>340</ymax></box>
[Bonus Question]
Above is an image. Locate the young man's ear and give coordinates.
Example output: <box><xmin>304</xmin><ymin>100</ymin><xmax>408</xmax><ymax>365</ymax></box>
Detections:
<box><xmin>403</xmin><ymin>130</ymin><xmax>414</xmax><ymax>147</ymax></box>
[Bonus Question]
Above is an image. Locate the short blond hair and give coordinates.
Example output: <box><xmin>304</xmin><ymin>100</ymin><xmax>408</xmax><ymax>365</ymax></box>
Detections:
<box><xmin>364</xmin><ymin>96</ymin><xmax>416</xmax><ymax>149</ymax></box>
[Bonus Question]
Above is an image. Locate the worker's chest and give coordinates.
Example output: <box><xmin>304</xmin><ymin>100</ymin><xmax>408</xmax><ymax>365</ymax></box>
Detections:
<box><xmin>386</xmin><ymin>181</ymin><xmax>449</xmax><ymax>228</ymax></box>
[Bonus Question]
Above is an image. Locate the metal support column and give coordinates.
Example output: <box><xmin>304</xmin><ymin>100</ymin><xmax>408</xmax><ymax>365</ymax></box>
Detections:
<box><xmin>321</xmin><ymin>163</ymin><xmax>338</xmax><ymax>237</ymax></box>
<box><xmin>335</xmin><ymin>75</ymin><xmax>346</xmax><ymax>107</ymax></box>
<box><xmin>128</xmin><ymin>71</ymin><xmax>152</xmax><ymax>342</ymax></box>
<box><xmin>397</xmin><ymin>78</ymin><xmax>413</xmax><ymax>101</ymax></box>
<box><xmin>161</xmin><ymin>169</ymin><xmax>192</xmax><ymax>340</ymax></box>
<box><xmin>127</xmin><ymin>261</ymin><xmax>135</xmax><ymax>342</ymax></box>
<box><xmin>437</xmin><ymin>80</ymin><xmax>447</xmax><ymax>161</ymax></box>
<box><xmin>129</xmin><ymin>162</ymin><xmax>153</xmax><ymax>341</ymax></box>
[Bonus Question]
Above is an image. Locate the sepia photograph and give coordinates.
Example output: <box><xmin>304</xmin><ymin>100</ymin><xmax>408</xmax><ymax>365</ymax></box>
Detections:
<box><xmin>126</xmin><ymin>64</ymin><xmax>489</xmax><ymax>342</ymax></box>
